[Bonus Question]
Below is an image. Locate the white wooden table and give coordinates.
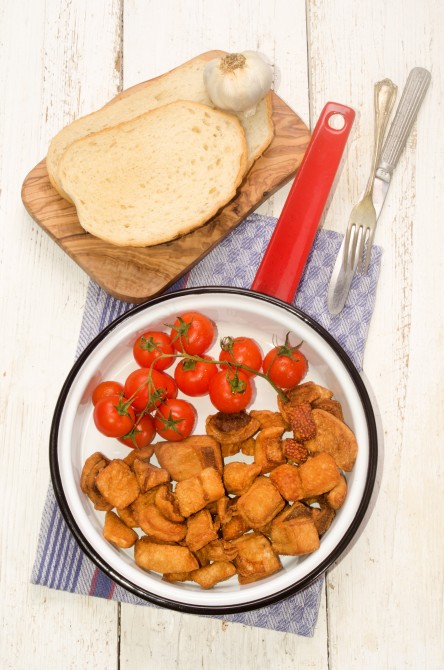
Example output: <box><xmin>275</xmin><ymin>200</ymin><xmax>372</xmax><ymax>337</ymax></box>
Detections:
<box><xmin>1</xmin><ymin>1</ymin><xmax>443</xmax><ymax>668</ymax></box>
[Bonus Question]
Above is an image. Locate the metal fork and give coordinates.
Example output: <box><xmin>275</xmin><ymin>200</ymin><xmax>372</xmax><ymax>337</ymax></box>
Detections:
<box><xmin>343</xmin><ymin>78</ymin><xmax>398</xmax><ymax>273</ymax></box>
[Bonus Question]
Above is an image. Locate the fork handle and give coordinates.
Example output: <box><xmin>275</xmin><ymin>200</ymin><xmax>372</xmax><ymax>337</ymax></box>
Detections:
<box><xmin>365</xmin><ymin>78</ymin><xmax>398</xmax><ymax>194</ymax></box>
<box><xmin>377</xmin><ymin>67</ymin><xmax>431</xmax><ymax>175</ymax></box>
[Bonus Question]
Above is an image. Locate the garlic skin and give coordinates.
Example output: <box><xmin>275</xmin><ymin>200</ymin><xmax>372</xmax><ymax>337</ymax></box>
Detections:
<box><xmin>203</xmin><ymin>51</ymin><xmax>273</xmax><ymax>117</ymax></box>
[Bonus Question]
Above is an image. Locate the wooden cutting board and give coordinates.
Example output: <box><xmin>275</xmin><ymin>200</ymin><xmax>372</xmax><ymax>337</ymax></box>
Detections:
<box><xmin>21</xmin><ymin>52</ymin><xmax>310</xmax><ymax>304</ymax></box>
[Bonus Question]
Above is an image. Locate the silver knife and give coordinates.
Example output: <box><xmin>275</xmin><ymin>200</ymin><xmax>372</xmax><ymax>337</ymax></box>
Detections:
<box><xmin>328</xmin><ymin>67</ymin><xmax>431</xmax><ymax>315</ymax></box>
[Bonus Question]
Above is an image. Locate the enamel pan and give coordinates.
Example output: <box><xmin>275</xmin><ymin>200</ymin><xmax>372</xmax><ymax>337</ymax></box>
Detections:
<box><xmin>50</xmin><ymin>103</ymin><xmax>378</xmax><ymax>614</ymax></box>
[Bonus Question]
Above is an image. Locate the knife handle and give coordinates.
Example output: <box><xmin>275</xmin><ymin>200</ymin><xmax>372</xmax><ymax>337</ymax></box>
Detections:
<box><xmin>378</xmin><ymin>67</ymin><xmax>431</xmax><ymax>175</ymax></box>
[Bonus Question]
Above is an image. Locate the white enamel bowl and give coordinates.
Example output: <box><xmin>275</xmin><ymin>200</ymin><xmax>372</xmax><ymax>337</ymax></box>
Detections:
<box><xmin>50</xmin><ymin>287</ymin><xmax>378</xmax><ymax>614</ymax></box>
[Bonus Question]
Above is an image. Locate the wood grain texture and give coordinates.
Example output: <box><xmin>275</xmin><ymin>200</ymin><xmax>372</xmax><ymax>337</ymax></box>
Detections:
<box><xmin>21</xmin><ymin>77</ymin><xmax>310</xmax><ymax>303</ymax></box>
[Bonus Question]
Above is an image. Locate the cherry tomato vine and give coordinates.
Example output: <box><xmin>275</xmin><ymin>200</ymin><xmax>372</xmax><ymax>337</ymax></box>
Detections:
<box><xmin>91</xmin><ymin>312</ymin><xmax>308</xmax><ymax>445</ymax></box>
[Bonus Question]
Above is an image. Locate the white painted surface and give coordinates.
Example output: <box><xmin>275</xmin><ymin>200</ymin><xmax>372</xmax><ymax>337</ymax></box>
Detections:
<box><xmin>0</xmin><ymin>1</ymin><xmax>442</xmax><ymax>668</ymax></box>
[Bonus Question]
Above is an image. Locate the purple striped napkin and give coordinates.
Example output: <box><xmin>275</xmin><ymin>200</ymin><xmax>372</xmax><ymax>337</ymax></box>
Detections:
<box><xmin>32</xmin><ymin>213</ymin><xmax>382</xmax><ymax>637</ymax></box>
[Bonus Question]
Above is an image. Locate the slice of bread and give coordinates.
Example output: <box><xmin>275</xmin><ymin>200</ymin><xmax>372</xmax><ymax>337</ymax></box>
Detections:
<box><xmin>58</xmin><ymin>101</ymin><xmax>248</xmax><ymax>247</ymax></box>
<box><xmin>47</xmin><ymin>52</ymin><xmax>273</xmax><ymax>202</ymax></box>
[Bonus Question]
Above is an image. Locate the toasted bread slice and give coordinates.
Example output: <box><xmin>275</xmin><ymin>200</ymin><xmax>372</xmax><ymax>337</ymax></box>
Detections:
<box><xmin>47</xmin><ymin>52</ymin><xmax>273</xmax><ymax>201</ymax></box>
<box><xmin>58</xmin><ymin>101</ymin><xmax>247</xmax><ymax>247</ymax></box>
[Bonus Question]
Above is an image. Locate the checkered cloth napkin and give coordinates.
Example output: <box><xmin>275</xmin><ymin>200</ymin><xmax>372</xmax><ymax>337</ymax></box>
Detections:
<box><xmin>32</xmin><ymin>213</ymin><xmax>382</xmax><ymax>637</ymax></box>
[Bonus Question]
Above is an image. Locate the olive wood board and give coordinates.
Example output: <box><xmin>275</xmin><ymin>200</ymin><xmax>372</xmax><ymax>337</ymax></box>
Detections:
<box><xmin>21</xmin><ymin>52</ymin><xmax>310</xmax><ymax>304</ymax></box>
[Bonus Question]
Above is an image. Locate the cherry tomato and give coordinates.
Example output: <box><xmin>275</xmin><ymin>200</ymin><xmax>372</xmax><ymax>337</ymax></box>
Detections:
<box><xmin>124</xmin><ymin>368</ymin><xmax>177</xmax><ymax>413</ymax></box>
<box><xmin>91</xmin><ymin>380</ymin><xmax>124</xmax><ymax>406</ymax></box>
<box><xmin>262</xmin><ymin>335</ymin><xmax>308</xmax><ymax>389</ymax></box>
<box><xmin>208</xmin><ymin>369</ymin><xmax>253</xmax><ymax>413</ymax></box>
<box><xmin>170</xmin><ymin>311</ymin><xmax>215</xmax><ymax>355</ymax></box>
<box><xmin>154</xmin><ymin>398</ymin><xmax>197</xmax><ymax>441</ymax></box>
<box><xmin>118</xmin><ymin>413</ymin><xmax>156</xmax><ymax>449</ymax></box>
<box><xmin>174</xmin><ymin>355</ymin><xmax>218</xmax><ymax>396</ymax></box>
<box><xmin>93</xmin><ymin>395</ymin><xmax>136</xmax><ymax>438</ymax></box>
<box><xmin>132</xmin><ymin>330</ymin><xmax>174</xmax><ymax>370</ymax></box>
<box><xmin>219</xmin><ymin>336</ymin><xmax>262</xmax><ymax>376</ymax></box>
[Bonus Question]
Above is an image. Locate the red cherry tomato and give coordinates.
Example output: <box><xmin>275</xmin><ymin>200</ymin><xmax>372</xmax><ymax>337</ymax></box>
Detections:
<box><xmin>158</xmin><ymin>372</ymin><xmax>178</xmax><ymax>404</ymax></box>
<box><xmin>262</xmin><ymin>335</ymin><xmax>308</xmax><ymax>389</ymax></box>
<box><xmin>154</xmin><ymin>398</ymin><xmax>197</xmax><ymax>441</ymax></box>
<box><xmin>93</xmin><ymin>395</ymin><xmax>136</xmax><ymax>438</ymax></box>
<box><xmin>91</xmin><ymin>380</ymin><xmax>124</xmax><ymax>406</ymax></box>
<box><xmin>219</xmin><ymin>336</ymin><xmax>262</xmax><ymax>377</ymax></box>
<box><xmin>174</xmin><ymin>355</ymin><xmax>218</xmax><ymax>396</ymax></box>
<box><xmin>132</xmin><ymin>330</ymin><xmax>174</xmax><ymax>370</ymax></box>
<box><xmin>170</xmin><ymin>311</ymin><xmax>215</xmax><ymax>355</ymax></box>
<box><xmin>208</xmin><ymin>369</ymin><xmax>253</xmax><ymax>413</ymax></box>
<box><xmin>118</xmin><ymin>413</ymin><xmax>156</xmax><ymax>449</ymax></box>
<box><xmin>124</xmin><ymin>368</ymin><xmax>177</xmax><ymax>413</ymax></box>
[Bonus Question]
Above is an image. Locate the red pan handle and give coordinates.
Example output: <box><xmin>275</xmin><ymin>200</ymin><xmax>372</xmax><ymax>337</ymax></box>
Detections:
<box><xmin>251</xmin><ymin>102</ymin><xmax>355</xmax><ymax>303</ymax></box>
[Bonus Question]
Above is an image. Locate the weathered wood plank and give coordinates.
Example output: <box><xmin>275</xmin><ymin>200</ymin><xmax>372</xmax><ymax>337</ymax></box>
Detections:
<box><xmin>308</xmin><ymin>1</ymin><xmax>444</xmax><ymax>668</ymax></box>
<box><xmin>0</xmin><ymin>1</ymin><xmax>122</xmax><ymax>668</ymax></box>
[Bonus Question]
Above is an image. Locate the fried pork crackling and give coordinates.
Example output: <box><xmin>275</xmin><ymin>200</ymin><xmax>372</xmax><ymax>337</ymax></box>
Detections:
<box><xmin>80</xmin><ymin>380</ymin><xmax>358</xmax><ymax>588</ymax></box>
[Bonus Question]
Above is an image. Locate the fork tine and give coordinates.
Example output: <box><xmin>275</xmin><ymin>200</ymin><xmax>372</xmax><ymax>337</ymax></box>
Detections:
<box><xmin>356</xmin><ymin>226</ymin><xmax>369</xmax><ymax>272</ymax></box>
<box><xmin>362</xmin><ymin>227</ymin><xmax>375</xmax><ymax>272</ymax></box>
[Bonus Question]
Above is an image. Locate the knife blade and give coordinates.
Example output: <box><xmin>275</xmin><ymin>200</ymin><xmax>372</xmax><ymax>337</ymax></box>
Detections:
<box><xmin>328</xmin><ymin>67</ymin><xmax>431</xmax><ymax>315</ymax></box>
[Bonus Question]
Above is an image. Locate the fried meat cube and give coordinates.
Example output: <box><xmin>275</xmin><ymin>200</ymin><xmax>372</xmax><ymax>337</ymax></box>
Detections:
<box><xmin>133</xmin><ymin>460</ymin><xmax>170</xmax><ymax>492</ymax></box>
<box><xmin>80</xmin><ymin>452</ymin><xmax>109</xmax><ymax>494</ymax></box>
<box><xmin>154</xmin><ymin>436</ymin><xmax>222</xmax><ymax>481</ymax></box>
<box><xmin>216</xmin><ymin>496</ymin><xmax>237</xmax><ymax>524</ymax></box>
<box><xmin>117</xmin><ymin>506</ymin><xmax>139</xmax><ymax>528</ymax></box>
<box><xmin>280</xmin><ymin>381</ymin><xmax>333</xmax><ymax>410</ymax></box>
<box><xmin>96</xmin><ymin>459</ymin><xmax>140</xmax><ymax>509</ymax></box>
<box><xmin>311</xmin><ymin>500</ymin><xmax>336</xmax><ymax>536</ymax></box>
<box><xmin>270</xmin><ymin>503</ymin><xmax>320</xmax><ymax>555</ymax></box>
<box><xmin>175</xmin><ymin>467</ymin><xmax>225</xmax><ymax>517</ymax></box>
<box><xmin>220</xmin><ymin>441</ymin><xmax>241</xmax><ymax>457</ymax></box>
<box><xmin>312</xmin><ymin>398</ymin><xmax>344</xmax><ymax>422</ymax></box>
<box><xmin>282</xmin><ymin>438</ymin><xmax>309</xmax><ymax>464</ymax></box>
<box><xmin>185</xmin><ymin>509</ymin><xmax>219</xmax><ymax>552</ymax></box>
<box><xmin>80</xmin><ymin>452</ymin><xmax>113</xmax><ymax>511</ymax></box>
<box><xmin>206</xmin><ymin>411</ymin><xmax>260</xmax><ymax>444</ymax></box>
<box><xmin>129</xmin><ymin>489</ymin><xmax>160</xmax><ymax>525</ymax></box>
<box><xmin>221</xmin><ymin>513</ymin><xmax>250</xmax><ymax>541</ymax></box>
<box><xmin>298</xmin><ymin>452</ymin><xmax>342</xmax><ymax>497</ymax></box>
<box><xmin>237</xmin><ymin>476</ymin><xmax>285</xmax><ymax>528</ymax></box>
<box><xmin>304</xmin><ymin>409</ymin><xmax>358</xmax><ymax>471</ymax></box>
<box><xmin>233</xmin><ymin>532</ymin><xmax>282</xmax><ymax>583</ymax></box>
<box><xmin>136</xmin><ymin>503</ymin><xmax>186</xmax><ymax>542</ymax></box>
<box><xmin>103</xmin><ymin>510</ymin><xmax>138</xmax><ymax>548</ymax></box>
<box><xmin>162</xmin><ymin>571</ymin><xmax>194</xmax><ymax>583</ymax></box>
<box><xmin>326</xmin><ymin>474</ymin><xmax>347</xmax><ymax>510</ymax></box>
<box><xmin>254</xmin><ymin>426</ymin><xmax>286</xmax><ymax>473</ymax></box>
<box><xmin>250</xmin><ymin>409</ymin><xmax>289</xmax><ymax>430</ymax></box>
<box><xmin>196</xmin><ymin>539</ymin><xmax>238</xmax><ymax>564</ymax></box>
<box><xmin>191</xmin><ymin>561</ymin><xmax>237</xmax><ymax>589</ymax></box>
<box><xmin>154</xmin><ymin>484</ymin><xmax>184</xmax><ymax>522</ymax></box>
<box><xmin>123</xmin><ymin>444</ymin><xmax>155</xmax><ymax>467</ymax></box>
<box><xmin>240</xmin><ymin>437</ymin><xmax>256</xmax><ymax>456</ymax></box>
<box><xmin>134</xmin><ymin>537</ymin><xmax>199</xmax><ymax>574</ymax></box>
<box><xmin>286</xmin><ymin>402</ymin><xmax>317</xmax><ymax>441</ymax></box>
<box><xmin>223</xmin><ymin>462</ymin><xmax>261</xmax><ymax>496</ymax></box>
<box><xmin>269</xmin><ymin>464</ymin><xmax>304</xmax><ymax>501</ymax></box>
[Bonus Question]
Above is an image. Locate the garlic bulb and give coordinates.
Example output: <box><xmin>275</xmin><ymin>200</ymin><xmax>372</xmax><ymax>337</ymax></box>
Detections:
<box><xmin>203</xmin><ymin>51</ymin><xmax>273</xmax><ymax>117</ymax></box>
